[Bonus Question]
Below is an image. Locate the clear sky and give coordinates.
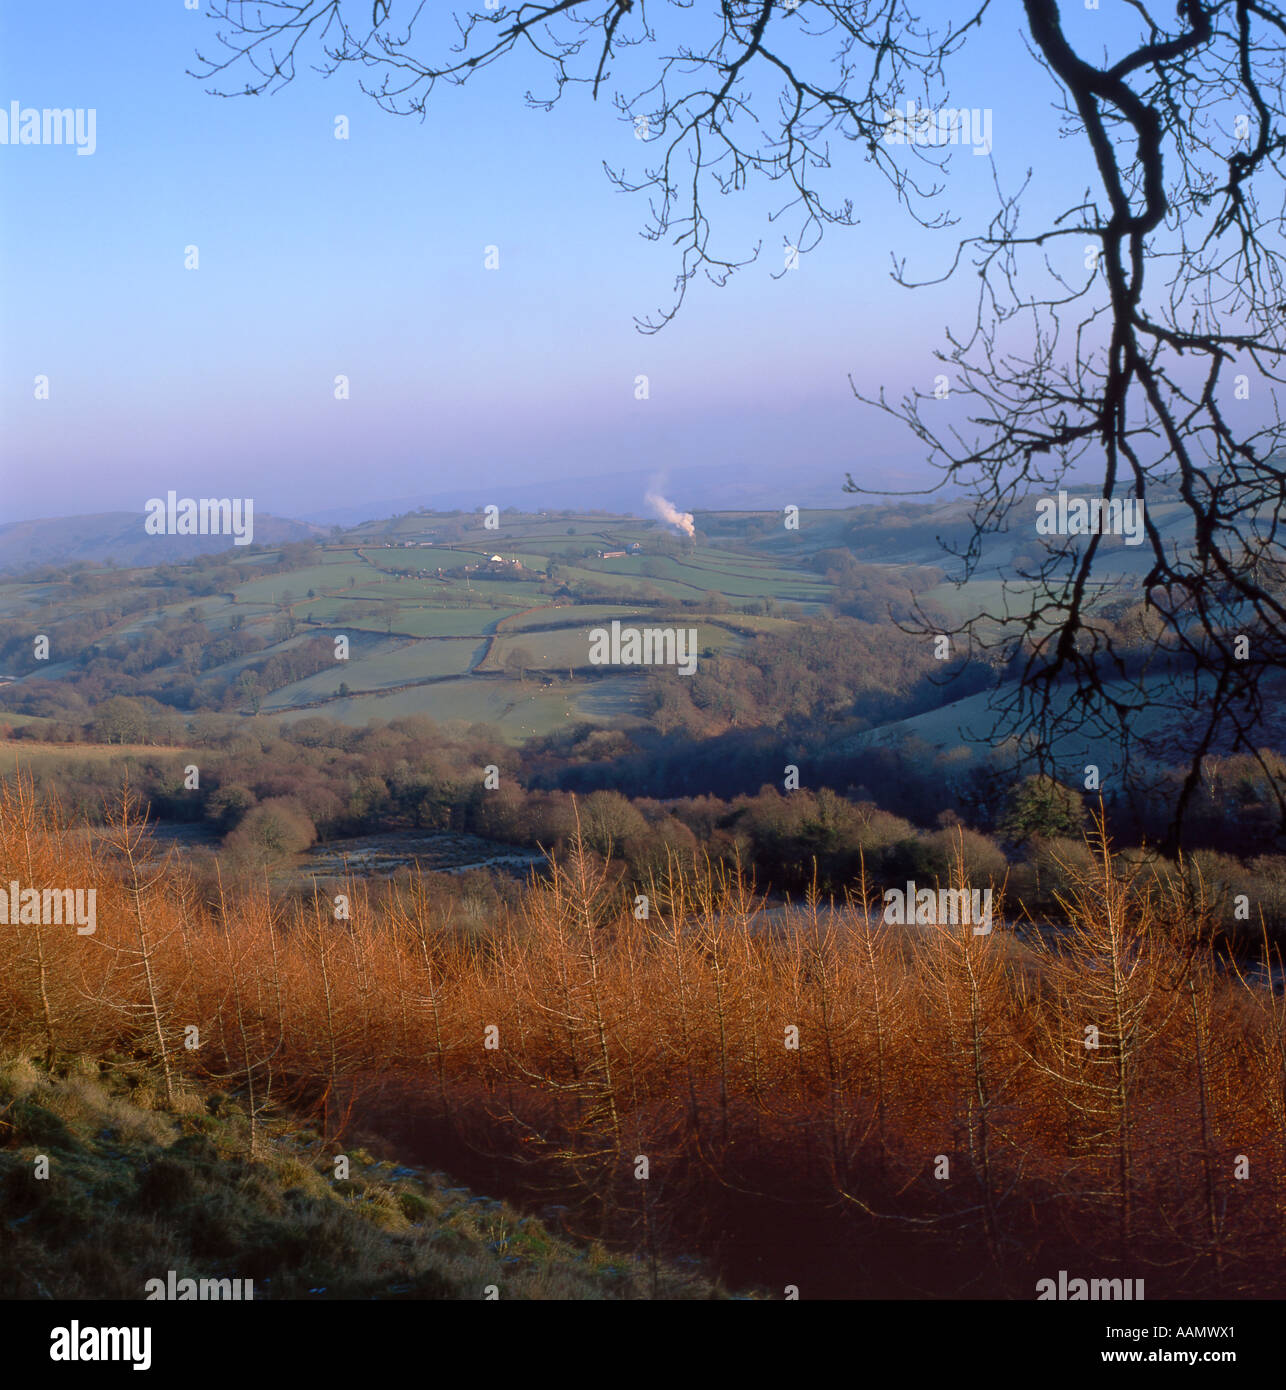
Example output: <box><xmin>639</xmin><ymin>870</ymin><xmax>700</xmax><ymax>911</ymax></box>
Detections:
<box><xmin>0</xmin><ymin>1</ymin><xmax>1126</xmax><ymax>524</ymax></box>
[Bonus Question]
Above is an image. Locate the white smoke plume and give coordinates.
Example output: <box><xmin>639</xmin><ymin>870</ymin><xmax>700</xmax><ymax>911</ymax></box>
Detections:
<box><xmin>645</xmin><ymin>490</ymin><xmax>695</xmax><ymax>537</ymax></box>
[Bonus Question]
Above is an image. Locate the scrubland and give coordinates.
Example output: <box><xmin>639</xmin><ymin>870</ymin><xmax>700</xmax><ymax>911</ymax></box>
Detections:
<box><xmin>2</xmin><ymin>777</ymin><xmax>1284</xmax><ymax>1297</ymax></box>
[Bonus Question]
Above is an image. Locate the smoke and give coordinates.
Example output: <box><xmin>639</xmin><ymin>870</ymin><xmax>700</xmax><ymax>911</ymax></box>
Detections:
<box><xmin>645</xmin><ymin>490</ymin><xmax>695</xmax><ymax>537</ymax></box>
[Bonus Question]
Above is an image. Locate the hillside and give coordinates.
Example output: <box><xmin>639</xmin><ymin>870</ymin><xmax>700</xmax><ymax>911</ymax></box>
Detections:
<box><xmin>0</xmin><ymin>493</ymin><xmax>1275</xmax><ymax>869</ymax></box>
<box><xmin>4</xmin><ymin>782</ymin><xmax>1284</xmax><ymax>1299</ymax></box>
<box><xmin>0</xmin><ymin>511</ymin><xmax>325</xmax><ymax>574</ymax></box>
<box><xmin>0</xmin><ymin>1053</ymin><xmax>733</xmax><ymax>1300</ymax></box>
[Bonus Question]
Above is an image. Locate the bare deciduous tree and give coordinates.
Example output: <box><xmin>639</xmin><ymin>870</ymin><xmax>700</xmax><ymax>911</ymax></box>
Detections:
<box><xmin>195</xmin><ymin>2</ymin><xmax>1286</xmax><ymax>845</ymax></box>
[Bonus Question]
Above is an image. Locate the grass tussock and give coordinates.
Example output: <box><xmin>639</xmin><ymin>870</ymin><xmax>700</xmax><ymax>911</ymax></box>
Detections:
<box><xmin>0</xmin><ymin>1051</ymin><xmax>731</xmax><ymax>1300</ymax></box>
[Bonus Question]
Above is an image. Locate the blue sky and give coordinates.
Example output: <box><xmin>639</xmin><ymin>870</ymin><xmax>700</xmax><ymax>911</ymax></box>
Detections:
<box><xmin>0</xmin><ymin>1</ymin><xmax>1127</xmax><ymax>524</ymax></box>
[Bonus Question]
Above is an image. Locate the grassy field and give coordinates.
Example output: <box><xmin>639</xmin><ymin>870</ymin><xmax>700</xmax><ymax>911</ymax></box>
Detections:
<box><xmin>325</xmin><ymin>605</ymin><xmax>516</xmax><ymax>639</ymax></box>
<box><xmin>263</xmin><ymin>638</ymin><xmax>485</xmax><ymax>709</ymax></box>
<box><xmin>233</xmin><ymin>562</ymin><xmax>375</xmax><ymax>603</ymax></box>
<box><xmin>497</xmin><ymin>603</ymin><xmax>645</xmax><ymax>631</ymax></box>
<box><xmin>0</xmin><ymin>712</ymin><xmax>53</xmax><ymax>730</ymax></box>
<box><xmin>7</xmin><ymin>509</ymin><xmax>1124</xmax><ymax>745</ymax></box>
<box><xmin>922</xmin><ymin>577</ymin><xmax>1124</xmax><ymax>638</ymax></box>
<box><xmin>270</xmin><ymin>670</ymin><xmax>646</xmax><ymax>737</ymax></box>
<box><xmin>844</xmin><ymin>669</ymin><xmax>1209</xmax><ymax>784</ymax></box>
<box><xmin>484</xmin><ymin>622</ymin><xmax>743</xmax><ymax>674</ymax></box>
<box><xmin>0</xmin><ymin>517</ymin><xmax>845</xmax><ymax>741</ymax></box>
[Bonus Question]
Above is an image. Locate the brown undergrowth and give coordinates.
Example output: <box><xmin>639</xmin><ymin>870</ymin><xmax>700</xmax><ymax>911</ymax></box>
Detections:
<box><xmin>2</xmin><ymin>776</ymin><xmax>1283</xmax><ymax>1297</ymax></box>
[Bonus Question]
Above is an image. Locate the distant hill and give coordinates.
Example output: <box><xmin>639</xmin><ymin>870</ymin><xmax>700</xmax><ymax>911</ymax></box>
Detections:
<box><xmin>0</xmin><ymin>511</ymin><xmax>325</xmax><ymax>573</ymax></box>
<box><xmin>296</xmin><ymin>463</ymin><xmax>914</xmax><ymax>528</ymax></box>
<box><xmin>749</xmin><ymin>487</ymin><xmax>1201</xmax><ymax>578</ymax></box>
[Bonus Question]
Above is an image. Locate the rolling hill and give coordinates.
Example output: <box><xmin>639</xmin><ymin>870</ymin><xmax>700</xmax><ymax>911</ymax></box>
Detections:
<box><xmin>0</xmin><ymin>511</ymin><xmax>325</xmax><ymax>574</ymax></box>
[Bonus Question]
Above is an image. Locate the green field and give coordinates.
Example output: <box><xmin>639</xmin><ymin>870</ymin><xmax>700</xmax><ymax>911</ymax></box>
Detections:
<box><xmin>497</xmin><ymin>603</ymin><xmax>647</xmax><ymax>632</ymax></box>
<box><xmin>344</xmin><ymin>580</ymin><xmax>453</xmax><ymax>600</ymax></box>
<box><xmin>262</xmin><ymin>637</ymin><xmax>484</xmax><ymax>709</ymax></box>
<box><xmin>484</xmin><ymin>628</ymin><xmax>597</xmax><ymax>672</ymax></box>
<box><xmin>6</xmin><ymin>500</ymin><xmax>1199</xmax><ymax>749</ymax></box>
<box><xmin>329</xmin><ymin>605</ymin><xmax>516</xmax><ymax>638</ymax></box>
<box><xmin>844</xmin><ymin>670</ymin><xmax>1209</xmax><ymax>784</ymax></box>
<box><xmin>558</xmin><ymin>565</ymin><xmax>706</xmax><ymax>601</ymax></box>
<box><xmin>270</xmin><ymin>670</ymin><xmax>646</xmax><ymax>738</ymax></box>
<box><xmin>233</xmin><ymin>563</ymin><xmax>375</xmax><ymax>603</ymax></box>
<box><xmin>483</xmin><ymin>619</ymin><xmax>743</xmax><ymax>674</ymax></box>
<box><xmin>0</xmin><ymin>515</ymin><xmax>834</xmax><ymax>740</ymax></box>
<box><xmin>921</xmin><ymin>577</ymin><xmax>1119</xmax><ymax>636</ymax></box>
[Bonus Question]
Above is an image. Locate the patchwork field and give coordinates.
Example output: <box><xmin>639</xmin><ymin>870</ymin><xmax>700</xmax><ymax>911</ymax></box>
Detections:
<box><xmin>269</xmin><ymin>670</ymin><xmax>646</xmax><ymax>737</ymax></box>
<box><xmin>0</xmin><ymin>496</ymin><xmax>1184</xmax><ymax>744</ymax></box>
<box><xmin>262</xmin><ymin>637</ymin><xmax>486</xmax><ymax>710</ymax></box>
